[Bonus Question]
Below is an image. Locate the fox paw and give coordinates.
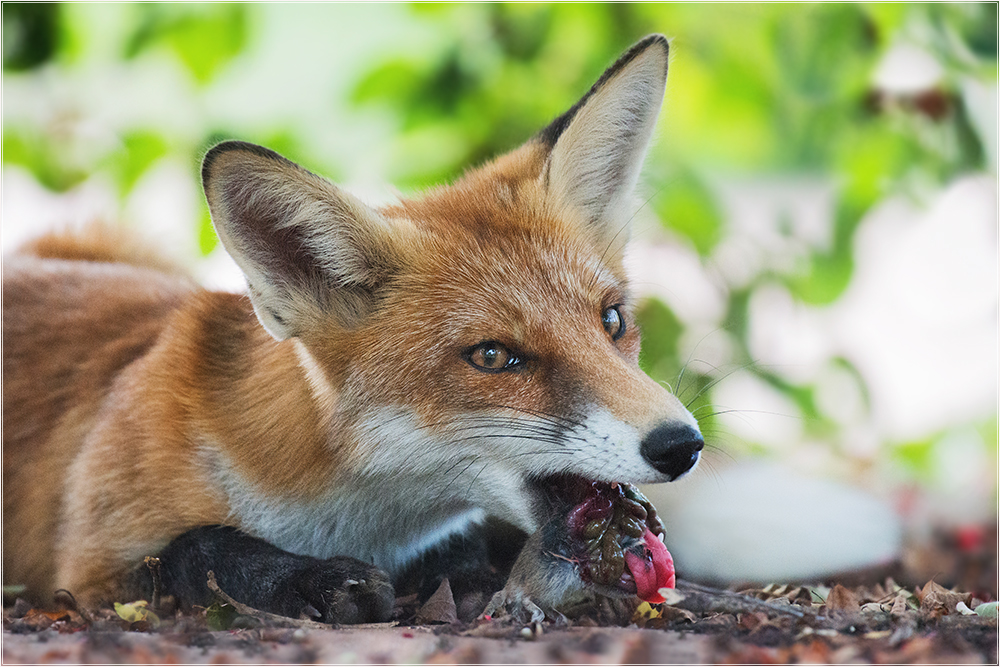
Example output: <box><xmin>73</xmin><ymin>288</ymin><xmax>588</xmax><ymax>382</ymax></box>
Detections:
<box><xmin>291</xmin><ymin>558</ymin><xmax>394</xmax><ymax>624</ymax></box>
<box><xmin>481</xmin><ymin>588</ymin><xmax>548</xmax><ymax>625</ymax></box>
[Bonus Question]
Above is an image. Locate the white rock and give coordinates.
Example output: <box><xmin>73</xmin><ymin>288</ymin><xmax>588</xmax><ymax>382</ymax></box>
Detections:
<box><xmin>642</xmin><ymin>462</ymin><xmax>903</xmax><ymax>583</ymax></box>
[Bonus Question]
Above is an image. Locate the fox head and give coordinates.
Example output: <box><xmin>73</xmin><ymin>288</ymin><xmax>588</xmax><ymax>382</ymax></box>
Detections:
<box><xmin>202</xmin><ymin>35</ymin><xmax>702</xmax><ymax>536</ymax></box>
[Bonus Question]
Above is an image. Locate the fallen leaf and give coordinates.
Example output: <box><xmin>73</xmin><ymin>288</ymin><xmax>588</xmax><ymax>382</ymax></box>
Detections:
<box><xmin>205</xmin><ymin>601</ymin><xmax>238</xmax><ymax>631</ymax></box>
<box><xmin>631</xmin><ymin>601</ymin><xmax>662</xmax><ymax>623</ymax></box>
<box><xmin>113</xmin><ymin>601</ymin><xmax>160</xmax><ymax>628</ymax></box>
<box><xmin>917</xmin><ymin>581</ymin><xmax>970</xmax><ymax>617</ymax></box>
<box><xmin>22</xmin><ymin>609</ymin><xmax>71</xmax><ymax>624</ymax></box>
<box><xmin>631</xmin><ymin>600</ymin><xmax>694</xmax><ymax>627</ymax></box>
<box><xmin>659</xmin><ymin>606</ymin><xmax>697</xmax><ymax>623</ymax></box>
<box><xmin>974</xmin><ymin>601</ymin><xmax>999</xmax><ymax>619</ymax></box>
<box><xmin>890</xmin><ymin>593</ymin><xmax>911</xmax><ymax>616</ymax></box>
<box><xmin>416</xmin><ymin>578</ymin><xmax>457</xmax><ymax>625</ymax></box>
<box><xmin>738</xmin><ymin>611</ymin><xmax>768</xmax><ymax>631</ymax></box>
<box><xmin>868</xmin><ymin>582</ymin><xmax>889</xmax><ymax>601</ymax></box>
<box><xmin>12</xmin><ymin>608</ymin><xmax>87</xmax><ymax>633</ymax></box>
<box><xmin>825</xmin><ymin>584</ymin><xmax>860</xmax><ymax>613</ymax></box>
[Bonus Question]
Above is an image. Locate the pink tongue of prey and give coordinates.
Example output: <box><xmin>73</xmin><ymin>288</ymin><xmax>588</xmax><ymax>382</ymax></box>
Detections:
<box><xmin>623</xmin><ymin>528</ymin><xmax>676</xmax><ymax>603</ymax></box>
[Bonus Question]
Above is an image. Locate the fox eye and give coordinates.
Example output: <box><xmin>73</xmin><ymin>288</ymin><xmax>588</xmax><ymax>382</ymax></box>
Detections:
<box><xmin>466</xmin><ymin>342</ymin><xmax>520</xmax><ymax>372</ymax></box>
<box><xmin>602</xmin><ymin>306</ymin><xmax>625</xmax><ymax>340</ymax></box>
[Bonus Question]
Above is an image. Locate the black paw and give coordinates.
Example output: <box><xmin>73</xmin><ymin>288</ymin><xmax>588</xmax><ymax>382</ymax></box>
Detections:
<box><xmin>291</xmin><ymin>558</ymin><xmax>394</xmax><ymax>624</ymax></box>
<box><xmin>149</xmin><ymin>526</ymin><xmax>395</xmax><ymax>625</ymax></box>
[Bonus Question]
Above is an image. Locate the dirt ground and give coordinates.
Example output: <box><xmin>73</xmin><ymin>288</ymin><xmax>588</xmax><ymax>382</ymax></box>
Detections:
<box><xmin>3</xmin><ymin>525</ymin><xmax>997</xmax><ymax>664</ymax></box>
<box><xmin>2</xmin><ymin>606</ymin><xmax>996</xmax><ymax>664</ymax></box>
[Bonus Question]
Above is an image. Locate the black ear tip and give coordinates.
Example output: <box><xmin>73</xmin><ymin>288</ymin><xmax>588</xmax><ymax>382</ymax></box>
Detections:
<box><xmin>202</xmin><ymin>140</ymin><xmax>251</xmax><ymax>183</ymax></box>
<box><xmin>201</xmin><ymin>141</ymin><xmax>292</xmax><ymax>185</ymax></box>
<box><xmin>636</xmin><ymin>34</ymin><xmax>670</xmax><ymax>72</ymax></box>
<box><xmin>533</xmin><ymin>34</ymin><xmax>670</xmax><ymax>149</ymax></box>
<box><xmin>640</xmin><ymin>33</ymin><xmax>669</xmax><ymax>53</ymax></box>
<box><xmin>202</xmin><ymin>141</ymin><xmax>236</xmax><ymax>182</ymax></box>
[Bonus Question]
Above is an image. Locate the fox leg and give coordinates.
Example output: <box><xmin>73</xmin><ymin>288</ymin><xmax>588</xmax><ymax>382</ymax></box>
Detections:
<box><xmin>131</xmin><ymin>526</ymin><xmax>394</xmax><ymax>624</ymax></box>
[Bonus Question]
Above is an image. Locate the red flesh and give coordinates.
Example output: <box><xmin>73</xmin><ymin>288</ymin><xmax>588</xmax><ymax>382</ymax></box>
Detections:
<box><xmin>623</xmin><ymin>528</ymin><xmax>675</xmax><ymax>603</ymax></box>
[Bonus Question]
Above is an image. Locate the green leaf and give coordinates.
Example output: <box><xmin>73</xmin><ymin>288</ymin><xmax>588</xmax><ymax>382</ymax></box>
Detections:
<box><xmin>2</xmin><ymin>3</ymin><xmax>60</xmax><ymax>70</ymax></box>
<box><xmin>654</xmin><ymin>170</ymin><xmax>723</xmax><ymax>256</ymax></box>
<box><xmin>892</xmin><ymin>439</ymin><xmax>936</xmax><ymax>479</ymax></box>
<box><xmin>788</xmin><ymin>251</ymin><xmax>854</xmax><ymax>306</ymax></box>
<box><xmin>114</xmin><ymin>600</ymin><xmax>161</xmax><ymax>628</ymax></box>
<box><xmin>352</xmin><ymin>60</ymin><xmax>425</xmax><ymax>107</ymax></box>
<box><xmin>125</xmin><ymin>5</ymin><xmax>247</xmax><ymax>85</ymax></box>
<box><xmin>2</xmin><ymin>129</ymin><xmax>88</xmax><ymax>191</ymax></box>
<box><xmin>635</xmin><ymin>298</ymin><xmax>681</xmax><ymax>379</ymax></box>
<box><xmin>205</xmin><ymin>601</ymin><xmax>238</xmax><ymax>631</ymax></box>
<box><xmin>388</xmin><ymin>123</ymin><xmax>470</xmax><ymax>189</ymax></box>
<box><xmin>975</xmin><ymin>601</ymin><xmax>999</xmax><ymax>619</ymax></box>
<box><xmin>197</xmin><ymin>205</ymin><xmax>219</xmax><ymax>257</ymax></box>
<box><xmin>112</xmin><ymin>130</ymin><xmax>169</xmax><ymax>196</ymax></box>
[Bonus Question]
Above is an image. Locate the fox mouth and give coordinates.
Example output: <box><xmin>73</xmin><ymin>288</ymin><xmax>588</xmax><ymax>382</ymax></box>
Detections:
<box><xmin>532</xmin><ymin>474</ymin><xmax>675</xmax><ymax>602</ymax></box>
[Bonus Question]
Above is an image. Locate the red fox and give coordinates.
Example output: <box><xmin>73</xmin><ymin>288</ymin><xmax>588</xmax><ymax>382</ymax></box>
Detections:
<box><xmin>3</xmin><ymin>34</ymin><xmax>702</xmax><ymax>622</ymax></box>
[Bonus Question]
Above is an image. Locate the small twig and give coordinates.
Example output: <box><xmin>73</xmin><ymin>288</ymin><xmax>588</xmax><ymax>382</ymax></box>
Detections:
<box><xmin>205</xmin><ymin>571</ymin><xmax>330</xmax><ymax>630</ymax></box>
<box><xmin>144</xmin><ymin>556</ymin><xmax>162</xmax><ymax>613</ymax></box>
<box><xmin>672</xmin><ymin>579</ymin><xmax>808</xmax><ymax>619</ymax></box>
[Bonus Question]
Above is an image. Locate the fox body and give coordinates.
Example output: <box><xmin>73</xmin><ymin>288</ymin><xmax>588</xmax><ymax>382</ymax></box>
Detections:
<box><xmin>3</xmin><ymin>35</ymin><xmax>702</xmax><ymax>621</ymax></box>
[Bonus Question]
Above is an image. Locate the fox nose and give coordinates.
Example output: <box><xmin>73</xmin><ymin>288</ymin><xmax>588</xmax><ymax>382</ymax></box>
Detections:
<box><xmin>640</xmin><ymin>424</ymin><xmax>704</xmax><ymax>479</ymax></box>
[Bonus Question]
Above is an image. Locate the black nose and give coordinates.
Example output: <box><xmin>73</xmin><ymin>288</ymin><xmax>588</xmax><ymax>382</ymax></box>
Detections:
<box><xmin>640</xmin><ymin>424</ymin><xmax>704</xmax><ymax>479</ymax></box>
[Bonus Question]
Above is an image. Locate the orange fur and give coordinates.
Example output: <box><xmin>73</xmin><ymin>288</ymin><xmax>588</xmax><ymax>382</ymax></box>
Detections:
<box><xmin>17</xmin><ymin>220</ymin><xmax>188</xmax><ymax>275</ymax></box>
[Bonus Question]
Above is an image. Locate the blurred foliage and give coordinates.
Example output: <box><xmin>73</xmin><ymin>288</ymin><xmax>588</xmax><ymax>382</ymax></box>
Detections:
<box><xmin>2</xmin><ymin>3</ymin><xmax>60</xmax><ymax>71</ymax></box>
<box><xmin>123</xmin><ymin>4</ymin><xmax>248</xmax><ymax>84</ymax></box>
<box><xmin>2</xmin><ymin>3</ymin><xmax>997</xmax><ymax>493</ymax></box>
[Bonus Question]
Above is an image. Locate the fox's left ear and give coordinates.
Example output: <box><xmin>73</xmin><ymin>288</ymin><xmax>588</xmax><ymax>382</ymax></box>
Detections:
<box><xmin>538</xmin><ymin>35</ymin><xmax>669</xmax><ymax>252</ymax></box>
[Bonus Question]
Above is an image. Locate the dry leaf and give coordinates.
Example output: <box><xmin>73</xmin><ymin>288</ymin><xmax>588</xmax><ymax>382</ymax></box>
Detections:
<box><xmin>917</xmin><ymin>581</ymin><xmax>970</xmax><ymax>617</ymax></box>
<box><xmin>632</xmin><ymin>601</ymin><xmax>662</xmax><ymax>623</ymax></box>
<box><xmin>20</xmin><ymin>609</ymin><xmax>72</xmax><ymax>628</ymax></box>
<box><xmin>890</xmin><ymin>593</ymin><xmax>911</xmax><ymax>616</ymax></box>
<box><xmin>825</xmin><ymin>584</ymin><xmax>860</xmax><ymax>613</ymax></box>
<box><xmin>10</xmin><ymin>608</ymin><xmax>86</xmax><ymax>633</ymax></box>
<box><xmin>738</xmin><ymin>611</ymin><xmax>768</xmax><ymax>631</ymax></box>
<box><xmin>660</xmin><ymin>606</ymin><xmax>697</xmax><ymax>623</ymax></box>
<box><xmin>632</xmin><ymin>601</ymin><xmax>694</xmax><ymax>626</ymax></box>
<box><xmin>416</xmin><ymin>578</ymin><xmax>458</xmax><ymax>625</ymax></box>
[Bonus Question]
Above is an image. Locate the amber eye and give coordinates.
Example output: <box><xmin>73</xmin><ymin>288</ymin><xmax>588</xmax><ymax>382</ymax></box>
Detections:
<box><xmin>466</xmin><ymin>341</ymin><xmax>520</xmax><ymax>372</ymax></box>
<box><xmin>602</xmin><ymin>306</ymin><xmax>625</xmax><ymax>340</ymax></box>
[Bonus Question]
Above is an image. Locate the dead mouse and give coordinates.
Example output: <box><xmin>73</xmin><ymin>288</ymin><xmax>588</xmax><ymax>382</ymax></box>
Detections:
<box><xmin>482</xmin><ymin>482</ymin><xmax>674</xmax><ymax>623</ymax></box>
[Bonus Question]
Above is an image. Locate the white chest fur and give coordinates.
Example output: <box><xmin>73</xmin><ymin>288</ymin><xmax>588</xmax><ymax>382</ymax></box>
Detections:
<box><xmin>197</xmin><ymin>421</ymin><xmax>530</xmax><ymax>575</ymax></box>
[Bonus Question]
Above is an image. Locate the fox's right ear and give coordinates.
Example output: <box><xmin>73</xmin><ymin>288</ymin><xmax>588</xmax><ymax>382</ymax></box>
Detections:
<box><xmin>202</xmin><ymin>141</ymin><xmax>404</xmax><ymax>340</ymax></box>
